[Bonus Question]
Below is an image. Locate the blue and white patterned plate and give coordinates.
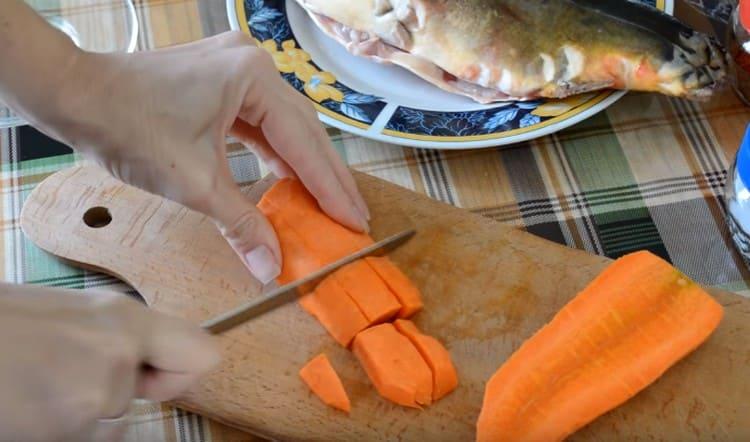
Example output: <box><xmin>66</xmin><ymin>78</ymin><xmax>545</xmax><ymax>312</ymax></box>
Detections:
<box><xmin>228</xmin><ymin>0</ymin><xmax>672</xmax><ymax>149</ymax></box>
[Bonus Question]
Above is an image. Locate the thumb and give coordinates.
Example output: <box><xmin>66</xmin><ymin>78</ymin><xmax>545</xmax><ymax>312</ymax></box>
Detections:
<box><xmin>208</xmin><ymin>179</ymin><xmax>282</xmax><ymax>285</ymax></box>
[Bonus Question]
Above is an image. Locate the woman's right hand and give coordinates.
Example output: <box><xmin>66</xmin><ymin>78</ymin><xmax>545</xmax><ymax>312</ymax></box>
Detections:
<box><xmin>0</xmin><ymin>283</ymin><xmax>220</xmax><ymax>442</ymax></box>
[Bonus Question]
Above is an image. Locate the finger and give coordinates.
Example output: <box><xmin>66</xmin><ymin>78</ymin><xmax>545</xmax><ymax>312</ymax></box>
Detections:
<box><xmin>207</xmin><ymin>171</ymin><xmax>283</xmax><ymax>284</ymax></box>
<box><xmin>239</xmin><ymin>68</ymin><xmax>368</xmax><ymax>232</ymax></box>
<box><xmin>265</xmin><ymin>109</ymin><xmax>368</xmax><ymax>232</ymax></box>
<box><xmin>136</xmin><ymin>369</ymin><xmax>200</xmax><ymax>402</ymax></box>
<box><xmin>140</xmin><ymin>312</ymin><xmax>221</xmax><ymax>383</ymax></box>
<box><xmin>156</xmin><ymin>31</ymin><xmax>256</xmax><ymax>55</ymax></box>
<box><xmin>311</xmin><ymin>119</ymin><xmax>370</xmax><ymax>221</ymax></box>
<box><xmin>100</xmin><ymin>353</ymin><xmax>137</xmax><ymax>419</ymax></box>
<box><xmin>91</xmin><ymin>415</ymin><xmax>129</xmax><ymax>442</ymax></box>
<box><xmin>230</xmin><ymin>118</ymin><xmax>295</xmax><ymax>179</ymax></box>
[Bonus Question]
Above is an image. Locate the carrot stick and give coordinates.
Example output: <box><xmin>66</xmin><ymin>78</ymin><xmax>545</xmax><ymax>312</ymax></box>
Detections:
<box><xmin>333</xmin><ymin>260</ymin><xmax>401</xmax><ymax>324</ymax></box>
<box><xmin>299</xmin><ymin>276</ymin><xmax>370</xmax><ymax>347</ymax></box>
<box><xmin>393</xmin><ymin>319</ymin><xmax>458</xmax><ymax>401</ymax></box>
<box><xmin>476</xmin><ymin>251</ymin><xmax>724</xmax><ymax>442</ymax></box>
<box><xmin>352</xmin><ymin>323</ymin><xmax>433</xmax><ymax>408</ymax></box>
<box><xmin>366</xmin><ymin>257</ymin><xmax>423</xmax><ymax>318</ymax></box>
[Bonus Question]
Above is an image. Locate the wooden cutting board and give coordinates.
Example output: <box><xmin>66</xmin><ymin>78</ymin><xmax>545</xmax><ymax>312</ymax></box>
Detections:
<box><xmin>20</xmin><ymin>165</ymin><xmax>750</xmax><ymax>441</ymax></box>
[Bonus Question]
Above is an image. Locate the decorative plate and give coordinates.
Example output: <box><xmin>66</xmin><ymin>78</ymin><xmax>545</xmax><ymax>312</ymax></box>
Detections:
<box><xmin>227</xmin><ymin>0</ymin><xmax>672</xmax><ymax>149</ymax></box>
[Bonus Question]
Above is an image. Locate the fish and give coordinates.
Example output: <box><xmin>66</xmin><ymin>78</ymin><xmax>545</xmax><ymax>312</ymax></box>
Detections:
<box><xmin>293</xmin><ymin>0</ymin><xmax>729</xmax><ymax>103</ymax></box>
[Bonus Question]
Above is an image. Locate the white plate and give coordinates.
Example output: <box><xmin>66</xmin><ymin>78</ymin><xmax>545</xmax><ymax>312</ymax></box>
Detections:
<box><xmin>228</xmin><ymin>0</ymin><xmax>673</xmax><ymax>149</ymax></box>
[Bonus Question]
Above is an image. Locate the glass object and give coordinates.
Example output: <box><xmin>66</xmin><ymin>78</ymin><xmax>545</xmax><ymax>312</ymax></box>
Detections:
<box><xmin>0</xmin><ymin>0</ymin><xmax>139</xmax><ymax>129</ymax></box>
<box><xmin>726</xmin><ymin>124</ymin><xmax>750</xmax><ymax>264</ymax></box>
<box><xmin>729</xmin><ymin>0</ymin><xmax>750</xmax><ymax>106</ymax></box>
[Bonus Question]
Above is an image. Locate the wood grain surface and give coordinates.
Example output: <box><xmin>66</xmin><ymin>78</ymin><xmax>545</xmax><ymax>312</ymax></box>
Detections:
<box><xmin>20</xmin><ymin>165</ymin><xmax>750</xmax><ymax>441</ymax></box>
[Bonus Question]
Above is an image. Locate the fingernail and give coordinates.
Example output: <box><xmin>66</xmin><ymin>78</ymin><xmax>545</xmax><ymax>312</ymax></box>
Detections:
<box><xmin>244</xmin><ymin>246</ymin><xmax>280</xmax><ymax>284</ymax></box>
<box><xmin>359</xmin><ymin>201</ymin><xmax>371</xmax><ymax>221</ymax></box>
<box><xmin>358</xmin><ymin>213</ymin><xmax>370</xmax><ymax>233</ymax></box>
<box><xmin>351</xmin><ymin>194</ymin><xmax>371</xmax><ymax>221</ymax></box>
<box><xmin>352</xmin><ymin>198</ymin><xmax>370</xmax><ymax>225</ymax></box>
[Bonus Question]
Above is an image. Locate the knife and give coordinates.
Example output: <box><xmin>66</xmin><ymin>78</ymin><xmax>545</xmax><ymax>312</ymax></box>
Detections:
<box><xmin>201</xmin><ymin>228</ymin><xmax>416</xmax><ymax>334</ymax></box>
<box><xmin>671</xmin><ymin>0</ymin><xmax>729</xmax><ymax>43</ymax></box>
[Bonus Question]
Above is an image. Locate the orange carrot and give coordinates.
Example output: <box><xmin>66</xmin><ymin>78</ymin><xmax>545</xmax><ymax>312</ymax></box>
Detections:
<box><xmin>366</xmin><ymin>257</ymin><xmax>423</xmax><ymax>318</ymax></box>
<box><xmin>393</xmin><ymin>319</ymin><xmax>458</xmax><ymax>401</ymax></box>
<box><xmin>333</xmin><ymin>260</ymin><xmax>401</xmax><ymax>324</ymax></box>
<box><xmin>264</xmin><ymin>214</ymin><xmax>322</xmax><ymax>285</ymax></box>
<box><xmin>352</xmin><ymin>323</ymin><xmax>433</xmax><ymax>408</ymax></box>
<box><xmin>476</xmin><ymin>251</ymin><xmax>724</xmax><ymax>442</ymax></box>
<box><xmin>299</xmin><ymin>354</ymin><xmax>351</xmax><ymax>413</ymax></box>
<box><xmin>258</xmin><ymin>178</ymin><xmax>373</xmax><ymax>266</ymax></box>
<box><xmin>299</xmin><ymin>276</ymin><xmax>370</xmax><ymax>347</ymax></box>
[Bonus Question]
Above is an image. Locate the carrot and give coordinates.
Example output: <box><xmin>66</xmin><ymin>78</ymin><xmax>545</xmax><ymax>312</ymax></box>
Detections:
<box><xmin>366</xmin><ymin>257</ymin><xmax>423</xmax><ymax>318</ymax></box>
<box><xmin>264</xmin><ymin>214</ymin><xmax>322</xmax><ymax>285</ymax></box>
<box><xmin>393</xmin><ymin>319</ymin><xmax>458</xmax><ymax>401</ymax></box>
<box><xmin>352</xmin><ymin>323</ymin><xmax>433</xmax><ymax>408</ymax></box>
<box><xmin>258</xmin><ymin>178</ymin><xmax>373</xmax><ymax>266</ymax></box>
<box><xmin>333</xmin><ymin>260</ymin><xmax>401</xmax><ymax>324</ymax></box>
<box><xmin>476</xmin><ymin>251</ymin><xmax>724</xmax><ymax>442</ymax></box>
<box><xmin>299</xmin><ymin>276</ymin><xmax>370</xmax><ymax>347</ymax></box>
<box><xmin>299</xmin><ymin>354</ymin><xmax>351</xmax><ymax>413</ymax></box>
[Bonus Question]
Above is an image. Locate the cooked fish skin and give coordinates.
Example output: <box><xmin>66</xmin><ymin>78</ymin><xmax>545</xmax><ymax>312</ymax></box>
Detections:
<box><xmin>295</xmin><ymin>0</ymin><xmax>728</xmax><ymax>103</ymax></box>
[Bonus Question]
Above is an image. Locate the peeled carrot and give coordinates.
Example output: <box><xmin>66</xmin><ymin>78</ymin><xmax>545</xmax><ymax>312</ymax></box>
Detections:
<box><xmin>366</xmin><ymin>257</ymin><xmax>423</xmax><ymax>318</ymax></box>
<box><xmin>264</xmin><ymin>214</ymin><xmax>322</xmax><ymax>285</ymax></box>
<box><xmin>352</xmin><ymin>323</ymin><xmax>433</xmax><ymax>408</ymax></box>
<box><xmin>299</xmin><ymin>354</ymin><xmax>351</xmax><ymax>413</ymax></box>
<box><xmin>258</xmin><ymin>178</ymin><xmax>373</xmax><ymax>266</ymax></box>
<box><xmin>476</xmin><ymin>251</ymin><xmax>724</xmax><ymax>442</ymax></box>
<box><xmin>393</xmin><ymin>319</ymin><xmax>458</xmax><ymax>401</ymax></box>
<box><xmin>333</xmin><ymin>260</ymin><xmax>401</xmax><ymax>324</ymax></box>
<box><xmin>299</xmin><ymin>276</ymin><xmax>370</xmax><ymax>347</ymax></box>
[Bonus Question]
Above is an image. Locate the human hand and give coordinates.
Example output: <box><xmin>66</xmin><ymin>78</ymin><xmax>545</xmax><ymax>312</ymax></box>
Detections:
<box><xmin>38</xmin><ymin>31</ymin><xmax>370</xmax><ymax>284</ymax></box>
<box><xmin>0</xmin><ymin>283</ymin><xmax>220</xmax><ymax>441</ymax></box>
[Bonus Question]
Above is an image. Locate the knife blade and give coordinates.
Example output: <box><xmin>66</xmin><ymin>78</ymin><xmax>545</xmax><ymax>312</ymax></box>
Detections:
<box><xmin>201</xmin><ymin>228</ymin><xmax>416</xmax><ymax>334</ymax></box>
<box><xmin>672</xmin><ymin>0</ymin><xmax>729</xmax><ymax>43</ymax></box>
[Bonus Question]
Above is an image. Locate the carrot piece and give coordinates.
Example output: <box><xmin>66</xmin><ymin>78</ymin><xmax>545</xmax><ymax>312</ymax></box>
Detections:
<box><xmin>264</xmin><ymin>214</ymin><xmax>322</xmax><ymax>285</ymax></box>
<box><xmin>393</xmin><ymin>319</ymin><xmax>458</xmax><ymax>401</ymax></box>
<box><xmin>333</xmin><ymin>260</ymin><xmax>402</xmax><ymax>324</ymax></box>
<box><xmin>352</xmin><ymin>323</ymin><xmax>433</xmax><ymax>408</ymax></box>
<box><xmin>258</xmin><ymin>178</ymin><xmax>373</xmax><ymax>266</ymax></box>
<box><xmin>299</xmin><ymin>354</ymin><xmax>351</xmax><ymax>413</ymax></box>
<box><xmin>299</xmin><ymin>276</ymin><xmax>370</xmax><ymax>347</ymax></box>
<box><xmin>257</xmin><ymin>177</ymin><xmax>319</xmax><ymax>215</ymax></box>
<box><xmin>476</xmin><ymin>251</ymin><xmax>724</xmax><ymax>442</ymax></box>
<box><xmin>365</xmin><ymin>257</ymin><xmax>423</xmax><ymax>318</ymax></box>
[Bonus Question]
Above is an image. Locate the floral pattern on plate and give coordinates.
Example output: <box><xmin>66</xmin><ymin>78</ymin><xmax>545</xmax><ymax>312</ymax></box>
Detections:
<box><xmin>246</xmin><ymin>0</ymin><xmax>386</xmax><ymax>125</ymax></box>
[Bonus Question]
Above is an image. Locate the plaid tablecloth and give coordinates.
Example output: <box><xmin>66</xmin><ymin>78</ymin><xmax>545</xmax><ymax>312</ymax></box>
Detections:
<box><xmin>2</xmin><ymin>0</ymin><xmax>750</xmax><ymax>441</ymax></box>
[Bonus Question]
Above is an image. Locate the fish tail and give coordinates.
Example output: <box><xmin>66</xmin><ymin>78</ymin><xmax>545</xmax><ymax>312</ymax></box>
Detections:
<box><xmin>570</xmin><ymin>0</ymin><xmax>729</xmax><ymax>99</ymax></box>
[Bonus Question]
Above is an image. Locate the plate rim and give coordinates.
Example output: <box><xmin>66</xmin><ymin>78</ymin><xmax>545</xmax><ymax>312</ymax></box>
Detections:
<box><xmin>227</xmin><ymin>0</ymin><xmax>672</xmax><ymax>150</ymax></box>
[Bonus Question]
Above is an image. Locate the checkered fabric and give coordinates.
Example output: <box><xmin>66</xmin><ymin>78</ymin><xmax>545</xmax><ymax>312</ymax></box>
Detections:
<box><xmin>1</xmin><ymin>0</ymin><xmax>747</xmax><ymax>440</ymax></box>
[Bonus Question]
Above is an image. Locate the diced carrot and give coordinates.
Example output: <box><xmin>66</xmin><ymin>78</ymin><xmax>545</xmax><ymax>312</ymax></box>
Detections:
<box><xmin>258</xmin><ymin>178</ymin><xmax>373</xmax><ymax>266</ymax></box>
<box><xmin>299</xmin><ymin>354</ymin><xmax>351</xmax><ymax>413</ymax></box>
<box><xmin>333</xmin><ymin>260</ymin><xmax>401</xmax><ymax>324</ymax></box>
<box><xmin>352</xmin><ymin>323</ymin><xmax>433</xmax><ymax>408</ymax></box>
<box><xmin>476</xmin><ymin>251</ymin><xmax>724</xmax><ymax>442</ymax></box>
<box><xmin>366</xmin><ymin>257</ymin><xmax>423</xmax><ymax>318</ymax></box>
<box><xmin>300</xmin><ymin>276</ymin><xmax>370</xmax><ymax>347</ymax></box>
<box><xmin>393</xmin><ymin>319</ymin><xmax>457</xmax><ymax>401</ymax></box>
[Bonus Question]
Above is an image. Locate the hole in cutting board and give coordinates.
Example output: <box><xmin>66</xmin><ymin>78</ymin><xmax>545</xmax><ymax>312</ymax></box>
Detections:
<box><xmin>83</xmin><ymin>206</ymin><xmax>112</xmax><ymax>228</ymax></box>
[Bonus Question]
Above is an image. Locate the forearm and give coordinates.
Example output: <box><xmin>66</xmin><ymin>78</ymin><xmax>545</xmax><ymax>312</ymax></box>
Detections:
<box><xmin>0</xmin><ymin>1</ymin><xmax>84</xmax><ymax>135</ymax></box>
